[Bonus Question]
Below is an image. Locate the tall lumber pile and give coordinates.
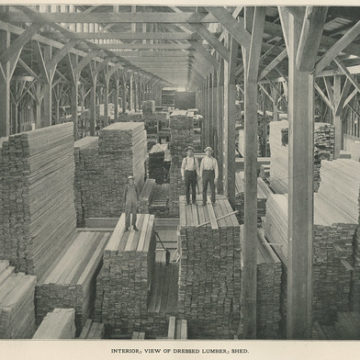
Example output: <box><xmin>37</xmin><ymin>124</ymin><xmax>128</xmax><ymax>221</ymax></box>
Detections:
<box><xmin>177</xmin><ymin>195</ymin><xmax>241</xmax><ymax>339</ymax></box>
<box><xmin>74</xmin><ymin>123</ymin><xmax>147</xmax><ymax>223</ymax></box>
<box><xmin>269</xmin><ymin>120</ymin><xmax>334</xmax><ymax>193</ymax></box>
<box><xmin>149</xmin><ymin>143</ymin><xmax>167</xmax><ymax>183</ymax></box>
<box><xmin>0</xmin><ymin>123</ymin><xmax>76</xmax><ymax>279</ymax></box>
<box><xmin>94</xmin><ymin>214</ymin><xmax>156</xmax><ymax>336</ymax></box>
<box><xmin>235</xmin><ymin>172</ymin><xmax>267</xmax><ymax>225</ymax></box>
<box><xmin>0</xmin><ymin>260</ymin><xmax>36</xmax><ymax>339</ymax></box>
<box><xmin>79</xmin><ymin>319</ymin><xmax>105</xmax><ymax>339</ymax></box>
<box><xmin>138</xmin><ymin>179</ymin><xmax>156</xmax><ymax>213</ymax></box>
<box><xmin>149</xmin><ymin>183</ymin><xmax>170</xmax><ymax>217</ymax></box>
<box><xmin>35</xmin><ymin>231</ymin><xmax>110</xmax><ymax>335</ymax></box>
<box><xmin>169</xmin><ymin>111</ymin><xmax>194</xmax><ymax>216</ymax></box>
<box><xmin>33</xmin><ymin>308</ymin><xmax>76</xmax><ymax>339</ymax></box>
<box><xmin>142</xmin><ymin>100</ymin><xmax>156</xmax><ymax>114</ymax></box>
<box><xmin>264</xmin><ymin>190</ymin><xmax>357</xmax><ymax>325</ymax></box>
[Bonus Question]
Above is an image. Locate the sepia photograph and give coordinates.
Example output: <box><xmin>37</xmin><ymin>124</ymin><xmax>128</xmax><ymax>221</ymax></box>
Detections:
<box><xmin>0</xmin><ymin>1</ymin><xmax>360</xmax><ymax>359</ymax></box>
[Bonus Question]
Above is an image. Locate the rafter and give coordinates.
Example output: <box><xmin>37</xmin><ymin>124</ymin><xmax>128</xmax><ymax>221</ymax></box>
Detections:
<box><xmin>258</xmin><ymin>49</ymin><xmax>287</xmax><ymax>81</ymax></box>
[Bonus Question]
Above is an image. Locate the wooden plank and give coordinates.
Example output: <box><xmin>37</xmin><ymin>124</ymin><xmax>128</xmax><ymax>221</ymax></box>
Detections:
<box><xmin>315</xmin><ymin>19</ymin><xmax>360</xmax><ymax>74</ymax></box>
<box><xmin>296</xmin><ymin>7</ymin><xmax>327</xmax><ymax>72</ymax></box>
<box><xmin>334</xmin><ymin>57</ymin><xmax>360</xmax><ymax>95</ymax></box>
<box><xmin>259</xmin><ymin>49</ymin><xmax>287</xmax><ymax>81</ymax></box>
<box><xmin>102</xmin><ymin>43</ymin><xmax>192</xmax><ymax>50</ymax></box>
<box><xmin>314</xmin><ymin>82</ymin><xmax>333</xmax><ymax>110</ymax></box>
<box><xmin>69</xmin><ymin>32</ymin><xmax>194</xmax><ymax>40</ymax></box>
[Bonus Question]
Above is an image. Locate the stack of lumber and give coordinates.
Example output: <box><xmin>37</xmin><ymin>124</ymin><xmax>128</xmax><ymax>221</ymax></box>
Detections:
<box><xmin>0</xmin><ymin>260</ymin><xmax>36</xmax><ymax>338</ymax></box>
<box><xmin>149</xmin><ymin>184</ymin><xmax>170</xmax><ymax>217</ymax></box>
<box><xmin>264</xmin><ymin>191</ymin><xmax>357</xmax><ymax>325</ymax></box>
<box><xmin>167</xmin><ymin>316</ymin><xmax>188</xmax><ymax>339</ymax></box>
<box><xmin>156</xmin><ymin>112</ymin><xmax>170</xmax><ymax>132</ymax></box>
<box><xmin>269</xmin><ymin>121</ymin><xmax>334</xmax><ymax>193</ymax></box>
<box><xmin>74</xmin><ymin>136</ymin><xmax>100</xmax><ymax>227</ymax></box>
<box><xmin>117</xmin><ymin>112</ymin><xmax>143</xmax><ymax>122</ymax></box>
<box><xmin>259</xmin><ymin>164</ymin><xmax>270</xmax><ymax>180</ymax></box>
<box><xmin>138</xmin><ymin>179</ymin><xmax>156</xmax><ymax>213</ymax></box>
<box><xmin>255</xmin><ymin>229</ymin><xmax>282</xmax><ymax>339</ymax></box>
<box><xmin>74</xmin><ymin>123</ymin><xmax>147</xmax><ymax>220</ymax></box>
<box><xmin>94</xmin><ymin>214</ymin><xmax>156</xmax><ymax>336</ymax></box>
<box><xmin>313</xmin><ymin>312</ymin><xmax>360</xmax><ymax>340</ymax></box>
<box><xmin>35</xmin><ymin>231</ymin><xmax>110</xmax><ymax>335</ymax></box>
<box><xmin>132</xmin><ymin>331</ymin><xmax>145</xmax><ymax>339</ymax></box>
<box><xmin>0</xmin><ymin>123</ymin><xmax>76</xmax><ymax>279</ymax></box>
<box><xmin>143</xmin><ymin>113</ymin><xmax>158</xmax><ymax>134</ymax></box>
<box><xmin>142</xmin><ymin>100</ymin><xmax>155</xmax><ymax>114</ymax></box>
<box><xmin>149</xmin><ymin>143</ymin><xmax>166</xmax><ymax>183</ymax></box>
<box><xmin>177</xmin><ymin>195</ymin><xmax>241</xmax><ymax>339</ymax></box>
<box><xmin>234</xmin><ymin>172</ymin><xmax>267</xmax><ymax>225</ymax></box>
<box><xmin>33</xmin><ymin>308</ymin><xmax>76</xmax><ymax>339</ymax></box>
<box><xmin>169</xmin><ymin>111</ymin><xmax>194</xmax><ymax>216</ymax></box>
<box><xmin>79</xmin><ymin>319</ymin><xmax>105</xmax><ymax>339</ymax></box>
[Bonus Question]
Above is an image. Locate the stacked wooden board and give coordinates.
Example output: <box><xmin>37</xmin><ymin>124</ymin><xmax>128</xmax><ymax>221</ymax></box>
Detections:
<box><xmin>138</xmin><ymin>179</ymin><xmax>156</xmax><ymax>213</ymax></box>
<box><xmin>142</xmin><ymin>100</ymin><xmax>156</xmax><ymax>114</ymax></box>
<box><xmin>33</xmin><ymin>308</ymin><xmax>76</xmax><ymax>339</ymax></box>
<box><xmin>74</xmin><ymin>123</ymin><xmax>147</xmax><ymax>222</ymax></box>
<box><xmin>255</xmin><ymin>229</ymin><xmax>282</xmax><ymax>339</ymax></box>
<box><xmin>0</xmin><ymin>260</ymin><xmax>36</xmax><ymax>339</ymax></box>
<box><xmin>35</xmin><ymin>231</ymin><xmax>110</xmax><ymax>335</ymax></box>
<box><xmin>264</xmin><ymin>191</ymin><xmax>357</xmax><ymax>324</ymax></box>
<box><xmin>235</xmin><ymin>172</ymin><xmax>267</xmax><ymax>225</ymax></box>
<box><xmin>94</xmin><ymin>214</ymin><xmax>157</xmax><ymax>336</ymax></box>
<box><xmin>269</xmin><ymin>120</ymin><xmax>334</xmax><ymax>193</ymax></box>
<box><xmin>167</xmin><ymin>316</ymin><xmax>188</xmax><ymax>339</ymax></box>
<box><xmin>149</xmin><ymin>183</ymin><xmax>170</xmax><ymax>217</ymax></box>
<box><xmin>0</xmin><ymin>123</ymin><xmax>77</xmax><ymax>279</ymax></box>
<box><xmin>79</xmin><ymin>319</ymin><xmax>105</xmax><ymax>339</ymax></box>
<box><xmin>177</xmin><ymin>195</ymin><xmax>241</xmax><ymax>339</ymax></box>
<box><xmin>169</xmin><ymin>111</ymin><xmax>194</xmax><ymax>216</ymax></box>
<box><xmin>132</xmin><ymin>331</ymin><xmax>145</xmax><ymax>339</ymax></box>
<box><xmin>149</xmin><ymin>143</ymin><xmax>167</xmax><ymax>183</ymax></box>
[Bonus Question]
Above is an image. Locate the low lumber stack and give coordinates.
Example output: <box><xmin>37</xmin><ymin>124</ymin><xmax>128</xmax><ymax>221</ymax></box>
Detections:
<box><xmin>169</xmin><ymin>111</ymin><xmax>194</xmax><ymax>216</ymax></box>
<box><xmin>264</xmin><ymin>188</ymin><xmax>357</xmax><ymax>325</ymax></box>
<box><xmin>149</xmin><ymin>183</ymin><xmax>170</xmax><ymax>217</ymax></box>
<box><xmin>149</xmin><ymin>143</ymin><xmax>167</xmax><ymax>183</ymax></box>
<box><xmin>142</xmin><ymin>100</ymin><xmax>155</xmax><ymax>114</ymax></box>
<box><xmin>79</xmin><ymin>319</ymin><xmax>105</xmax><ymax>339</ymax></box>
<box><xmin>0</xmin><ymin>123</ymin><xmax>76</xmax><ymax>279</ymax></box>
<box><xmin>74</xmin><ymin>123</ymin><xmax>147</xmax><ymax>222</ymax></box>
<box><xmin>0</xmin><ymin>260</ymin><xmax>36</xmax><ymax>339</ymax></box>
<box><xmin>95</xmin><ymin>214</ymin><xmax>157</xmax><ymax>336</ymax></box>
<box><xmin>269</xmin><ymin>120</ymin><xmax>334</xmax><ymax>193</ymax></box>
<box><xmin>167</xmin><ymin>316</ymin><xmax>188</xmax><ymax>339</ymax></box>
<box><xmin>138</xmin><ymin>179</ymin><xmax>156</xmax><ymax>213</ymax></box>
<box><xmin>33</xmin><ymin>308</ymin><xmax>76</xmax><ymax>339</ymax></box>
<box><xmin>235</xmin><ymin>172</ymin><xmax>267</xmax><ymax>225</ymax></box>
<box><xmin>35</xmin><ymin>231</ymin><xmax>110</xmax><ymax>335</ymax></box>
<box><xmin>178</xmin><ymin>195</ymin><xmax>241</xmax><ymax>339</ymax></box>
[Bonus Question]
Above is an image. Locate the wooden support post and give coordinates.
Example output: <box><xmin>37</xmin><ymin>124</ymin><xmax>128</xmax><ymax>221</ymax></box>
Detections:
<box><xmin>114</xmin><ymin>72</ymin><xmax>120</xmax><ymax>121</ymax></box>
<box><xmin>134</xmin><ymin>75</ymin><xmax>138</xmax><ymax>111</ymax></box>
<box><xmin>104</xmin><ymin>76</ymin><xmax>110</xmax><ymax>126</ymax></box>
<box><xmin>72</xmin><ymin>78</ymin><xmax>79</xmax><ymax>137</ymax></box>
<box><xmin>241</xmin><ymin>6</ymin><xmax>266</xmax><ymax>339</ymax></box>
<box><xmin>89</xmin><ymin>63</ymin><xmax>98</xmax><ymax>136</ymax></box>
<box><xmin>129</xmin><ymin>72</ymin><xmax>134</xmax><ymax>111</ymax></box>
<box><xmin>122</xmin><ymin>72</ymin><xmax>127</xmax><ymax>113</ymax></box>
<box><xmin>333</xmin><ymin>75</ymin><xmax>342</xmax><ymax>158</ymax></box>
<box><xmin>43</xmin><ymin>46</ymin><xmax>53</xmax><ymax>127</ymax></box>
<box><xmin>281</xmin><ymin>8</ymin><xmax>314</xmax><ymax>339</ymax></box>
<box><xmin>0</xmin><ymin>29</ymin><xmax>11</xmax><ymax>137</ymax></box>
<box><xmin>216</xmin><ymin>60</ymin><xmax>224</xmax><ymax>194</ymax></box>
<box><xmin>212</xmin><ymin>70</ymin><xmax>217</xmax><ymax>150</ymax></box>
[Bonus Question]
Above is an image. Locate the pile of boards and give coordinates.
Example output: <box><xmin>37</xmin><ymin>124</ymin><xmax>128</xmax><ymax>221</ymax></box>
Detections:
<box><xmin>79</xmin><ymin>319</ymin><xmax>105</xmax><ymax>339</ymax></box>
<box><xmin>33</xmin><ymin>308</ymin><xmax>76</xmax><ymax>339</ymax></box>
<box><xmin>149</xmin><ymin>183</ymin><xmax>170</xmax><ymax>217</ymax></box>
<box><xmin>235</xmin><ymin>172</ymin><xmax>267</xmax><ymax>225</ymax></box>
<box><xmin>0</xmin><ymin>123</ymin><xmax>76</xmax><ymax>279</ymax></box>
<box><xmin>313</xmin><ymin>312</ymin><xmax>360</xmax><ymax>340</ymax></box>
<box><xmin>177</xmin><ymin>195</ymin><xmax>241</xmax><ymax>339</ymax></box>
<box><xmin>0</xmin><ymin>260</ymin><xmax>36</xmax><ymax>338</ymax></box>
<box><xmin>74</xmin><ymin>123</ymin><xmax>147</xmax><ymax>224</ymax></box>
<box><xmin>167</xmin><ymin>316</ymin><xmax>188</xmax><ymax>339</ymax></box>
<box><xmin>35</xmin><ymin>231</ymin><xmax>110</xmax><ymax>335</ymax></box>
<box><xmin>138</xmin><ymin>179</ymin><xmax>156</xmax><ymax>214</ymax></box>
<box><xmin>149</xmin><ymin>143</ymin><xmax>167</xmax><ymax>183</ymax></box>
<box><xmin>269</xmin><ymin>120</ymin><xmax>334</xmax><ymax>193</ymax></box>
<box><xmin>264</xmin><ymin>187</ymin><xmax>357</xmax><ymax>325</ymax></box>
<box><xmin>169</xmin><ymin>111</ymin><xmax>194</xmax><ymax>216</ymax></box>
<box><xmin>117</xmin><ymin>112</ymin><xmax>143</xmax><ymax>122</ymax></box>
<box><xmin>95</xmin><ymin>214</ymin><xmax>157</xmax><ymax>336</ymax></box>
<box><xmin>142</xmin><ymin>100</ymin><xmax>156</xmax><ymax>114</ymax></box>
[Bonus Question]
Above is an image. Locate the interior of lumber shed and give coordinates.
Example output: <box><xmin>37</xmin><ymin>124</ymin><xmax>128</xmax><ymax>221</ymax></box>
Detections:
<box><xmin>1</xmin><ymin>3</ymin><xmax>360</xmax><ymax>341</ymax></box>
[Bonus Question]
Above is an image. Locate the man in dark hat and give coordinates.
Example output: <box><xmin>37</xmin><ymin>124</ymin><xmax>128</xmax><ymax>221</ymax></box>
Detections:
<box><xmin>200</xmin><ymin>146</ymin><xmax>218</xmax><ymax>205</ymax></box>
<box><xmin>123</xmin><ymin>175</ymin><xmax>139</xmax><ymax>231</ymax></box>
<box><xmin>181</xmin><ymin>146</ymin><xmax>199</xmax><ymax>205</ymax></box>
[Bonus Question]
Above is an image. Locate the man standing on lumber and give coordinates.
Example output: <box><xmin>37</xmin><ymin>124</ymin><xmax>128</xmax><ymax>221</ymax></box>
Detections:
<box><xmin>200</xmin><ymin>147</ymin><xmax>218</xmax><ymax>206</ymax></box>
<box><xmin>123</xmin><ymin>175</ymin><xmax>139</xmax><ymax>231</ymax></box>
<box><xmin>181</xmin><ymin>146</ymin><xmax>199</xmax><ymax>205</ymax></box>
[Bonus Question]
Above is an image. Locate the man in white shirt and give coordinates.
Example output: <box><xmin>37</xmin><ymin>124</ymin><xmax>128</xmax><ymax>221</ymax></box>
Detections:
<box><xmin>199</xmin><ymin>146</ymin><xmax>218</xmax><ymax>205</ymax></box>
<box><xmin>181</xmin><ymin>146</ymin><xmax>199</xmax><ymax>205</ymax></box>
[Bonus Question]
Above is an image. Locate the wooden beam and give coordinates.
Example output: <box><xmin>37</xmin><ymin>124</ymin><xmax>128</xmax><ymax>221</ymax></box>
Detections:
<box><xmin>287</xmin><ymin>10</ymin><xmax>314</xmax><ymax>339</ymax></box>
<box><xmin>323</xmin><ymin>77</ymin><xmax>334</xmax><ymax>105</ymax></box>
<box><xmin>314</xmin><ymin>82</ymin><xmax>334</xmax><ymax>110</ymax></box>
<box><xmin>74</xmin><ymin>50</ymin><xmax>102</xmax><ymax>75</ymax></box>
<box><xmin>278</xmin><ymin>7</ymin><xmax>292</xmax><ymax>55</ymax></box>
<box><xmin>188</xmin><ymin>23</ymin><xmax>229</xmax><ymax>61</ymax></box>
<box><xmin>315</xmin><ymin>19</ymin><xmax>360</xmax><ymax>74</ymax></box>
<box><xmin>18</xmin><ymin>58</ymin><xmax>39</xmax><ymax>80</ymax></box>
<box><xmin>100</xmin><ymin>43</ymin><xmax>192</xmax><ymax>50</ymax></box>
<box><xmin>207</xmin><ymin>7</ymin><xmax>251</xmax><ymax>49</ymax></box>
<box><xmin>344</xmin><ymin>87</ymin><xmax>358</xmax><ymax>107</ymax></box>
<box><xmin>259</xmin><ymin>49</ymin><xmax>287</xmax><ymax>80</ymax></box>
<box><xmin>296</xmin><ymin>7</ymin><xmax>328</xmax><ymax>72</ymax></box>
<box><xmin>259</xmin><ymin>83</ymin><xmax>274</xmax><ymax>102</ymax></box>
<box><xmin>0</xmin><ymin>28</ymin><xmax>10</xmax><ymax>137</ymax></box>
<box><xmin>191</xmin><ymin>41</ymin><xmax>219</xmax><ymax>69</ymax></box>
<box><xmin>333</xmin><ymin>75</ymin><xmax>342</xmax><ymax>158</ymax></box>
<box><xmin>334</xmin><ymin>57</ymin><xmax>360</xmax><ymax>95</ymax></box>
<box><xmin>4</xmin><ymin>11</ymin><xmax>219</xmax><ymax>24</ymax></box>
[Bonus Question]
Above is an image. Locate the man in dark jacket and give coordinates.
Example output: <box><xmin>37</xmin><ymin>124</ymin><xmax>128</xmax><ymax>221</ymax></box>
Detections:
<box><xmin>123</xmin><ymin>175</ymin><xmax>139</xmax><ymax>231</ymax></box>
